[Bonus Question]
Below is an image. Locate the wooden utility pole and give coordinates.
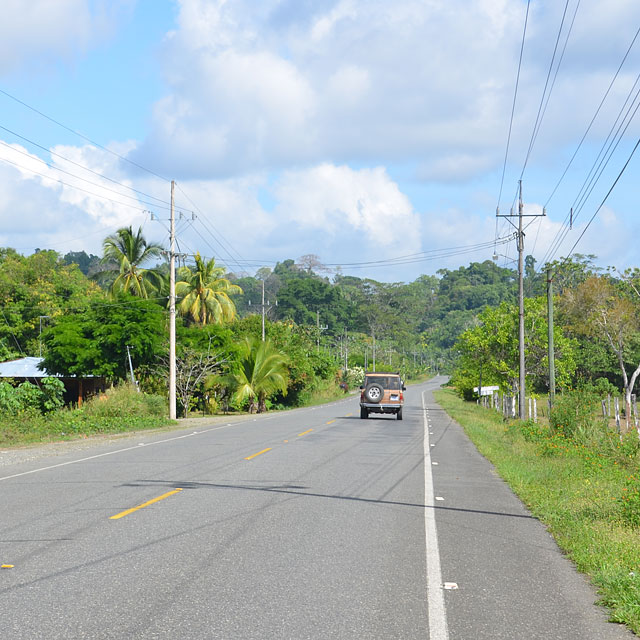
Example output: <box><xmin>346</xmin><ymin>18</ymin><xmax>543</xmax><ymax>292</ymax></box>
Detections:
<box><xmin>169</xmin><ymin>180</ymin><xmax>176</xmax><ymax>420</ymax></box>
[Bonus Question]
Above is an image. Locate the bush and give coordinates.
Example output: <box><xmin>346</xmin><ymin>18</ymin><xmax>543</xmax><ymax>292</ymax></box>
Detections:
<box><xmin>82</xmin><ymin>385</ymin><xmax>166</xmax><ymax>418</ymax></box>
<box><xmin>549</xmin><ymin>390</ymin><xmax>603</xmax><ymax>441</ymax></box>
<box><xmin>0</xmin><ymin>378</ymin><xmax>65</xmax><ymax>415</ymax></box>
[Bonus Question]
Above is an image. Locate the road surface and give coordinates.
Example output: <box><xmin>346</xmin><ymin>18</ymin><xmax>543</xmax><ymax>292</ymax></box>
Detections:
<box><xmin>0</xmin><ymin>377</ymin><xmax>632</xmax><ymax>638</ymax></box>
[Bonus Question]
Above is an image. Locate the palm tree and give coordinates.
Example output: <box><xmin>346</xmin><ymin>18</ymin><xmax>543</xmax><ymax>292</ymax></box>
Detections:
<box><xmin>99</xmin><ymin>226</ymin><xmax>164</xmax><ymax>298</ymax></box>
<box><xmin>228</xmin><ymin>337</ymin><xmax>288</xmax><ymax>413</ymax></box>
<box><xmin>176</xmin><ymin>253</ymin><xmax>242</xmax><ymax>325</ymax></box>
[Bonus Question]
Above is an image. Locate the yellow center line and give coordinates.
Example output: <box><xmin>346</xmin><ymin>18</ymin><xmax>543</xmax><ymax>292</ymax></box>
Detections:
<box><xmin>326</xmin><ymin>419</ymin><xmax>336</xmax><ymax>424</ymax></box>
<box><xmin>245</xmin><ymin>447</ymin><xmax>272</xmax><ymax>460</ymax></box>
<box><xmin>298</xmin><ymin>429</ymin><xmax>313</xmax><ymax>437</ymax></box>
<box><xmin>110</xmin><ymin>488</ymin><xmax>183</xmax><ymax>520</ymax></box>
<box><xmin>345</xmin><ymin>413</ymin><xmax>353</xmax><ymax>417</ymax></box>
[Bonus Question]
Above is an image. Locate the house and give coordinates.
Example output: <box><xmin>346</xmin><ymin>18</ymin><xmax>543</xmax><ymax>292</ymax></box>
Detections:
<box><xmin>0</xmin><ymin>357</ymin><xmax>105</xmax><ymax>406</ymax></box>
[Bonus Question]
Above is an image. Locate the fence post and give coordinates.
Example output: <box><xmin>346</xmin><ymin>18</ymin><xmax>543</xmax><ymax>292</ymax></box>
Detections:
<box><xmin>607</xmin><ymin>394</ymin><xmax>611</xmax><ymax>417</ymax></box>
<box><xmin>528</xmin><ymin>397</ymin><xmax>532</xmax><ymax>421</ymax></box>
<box><xmin>633</xmin><ymin>394</ymin><xmax>638</xmax><ymax>428</ymax></box>
<box><xmin>511</xmin><ymin>396</ymin><xmax>516</xmax><ymax>419</ymax></box>
<box><xmin>533</xmin><ymin>398</ymin><xmax>537</xmax><ymax>423</ymax></box>
<box><xmin>602</xmin><ymin>399</ymin><xmax>607</xmax><ymax>418</ymax></box>
<box><xmin>615</xmin><ymin>397</ymin><xmax>621</xmax><ymax>432</ymax></box>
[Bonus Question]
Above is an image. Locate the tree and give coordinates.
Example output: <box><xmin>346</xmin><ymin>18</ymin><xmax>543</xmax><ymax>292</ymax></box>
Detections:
<box><xmin>227</xmin><ymin>337</ymin><xmax>289</xmax><ymax>413</ymax></box>
<box><xmin>156</xmin><ymin>345</ymin><xmax>227</xmax><ymax>417</ymax></box>
<box><xmin>0</xmin><ymin>248</ymin><xmax>102</xmax><ymax>358</ymax></box>
<box><xmin>562</xmin><ymin>276</ymin><xmax>640</xmax><ymax>433</ymax></box>
<box><xmin>452</xmin><ymin>298</ymin><xmax>576</xmax><ymax>399</ymax></box>
<box><xmin>98</xmin><ymin>226</ymin><xmax>164</xmax><ymax>298</ymax></box>
<box><xmin>176</xmin><ymin>253</ymin><xmax>242</xmax><ymax>325</ymax></box>
<box><xmin>42</xmin><ymin>294</ymin><xmax>166</xmax><ymax>379</ymax></box>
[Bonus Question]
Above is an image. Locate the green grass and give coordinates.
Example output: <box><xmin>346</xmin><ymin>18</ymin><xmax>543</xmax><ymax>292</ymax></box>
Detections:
<box><xmin>0</xmin><ymin>386</ymin><xmax>175</xmax><ymax>447</ymax></box>
<box><xmin>435</xmin><ymin>388</ymin><xmax>640</xmax><ymax>634</ymax></box>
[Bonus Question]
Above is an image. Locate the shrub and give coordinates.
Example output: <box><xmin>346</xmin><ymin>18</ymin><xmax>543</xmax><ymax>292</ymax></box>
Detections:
<box><xmin>40</xmin><ymin>378</ymin><xmax>65</xmax><ymax>412</ymax></box>
<box><xmin>550</xmin><ymin>390</ymin><xmax>603</xmax><ymax>441</ymax></box>
<box><xmin>82</xmin><ymin>385</ymin><xmax>166</xmax><ymax>418</ymax></box>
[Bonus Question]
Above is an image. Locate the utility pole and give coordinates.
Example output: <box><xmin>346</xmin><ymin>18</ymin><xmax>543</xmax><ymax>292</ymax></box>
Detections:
<box><xmin>517</xmin><ymin>183</ymin><xmax>525</xmax><ymax>420</ymax></box>
<box><xmin>169</xmin><ymin>180</ymin><xmax>177</xmax><ymax>420</ymax></box>
<box><xmin>261</xmin><ymin>279</ymin><xmax>265</xmax><ymax>342</ymax></box>
<box><xmin>316</xmin><ymin>310</ymin><xmax>327</xmax><ymax>353</ymax></box>
<box><xmin>126</xmin><ymin>345</ymin><xmax>139</xmax><ymax>391</ymax></box>
<box><xmin>38</xmin><ymin>315</ymin><xmax>50</xmax><ymax>357</ymax></box>
<box><xmin>496</xmin><ymin>181</ymin><xmax>545</xmax><ymax>419</ymax></box>
<box><xmin>547</xmin><ymin>268</ymin><xmax>556</xmax><ymax>406</ymax></box>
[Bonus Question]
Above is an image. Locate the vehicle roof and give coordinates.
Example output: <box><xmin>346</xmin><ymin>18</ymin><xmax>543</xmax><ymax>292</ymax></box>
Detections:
<box><xmin>364</xmin><ymin>372</ymin><xmax>401</xmax><ymax>376</ymax></box>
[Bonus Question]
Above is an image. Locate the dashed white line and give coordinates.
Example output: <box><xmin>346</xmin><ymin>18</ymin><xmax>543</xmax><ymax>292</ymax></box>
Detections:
<box><xmin>423</xmin><ymin>391</ymin><xmax>449</xmax><ymax>640</ymax></box>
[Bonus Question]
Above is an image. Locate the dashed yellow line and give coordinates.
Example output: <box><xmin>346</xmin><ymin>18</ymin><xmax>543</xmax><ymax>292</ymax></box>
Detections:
<box><xmin>245</xmin><ymin>447</ymin><xmax>272</xmax><ymax>460</ymax></box>
<box><xmin>298</xmin><ymin>429</ymin><xmax>313</xmax><ymax>437</ymax></box>
<box><xmin>345</xmin><ymin>413</ymin><xmax>353</xmax><ymax>417</ymax></box>
<box><xmin>326</xmin><ymin>419</ymin><xmax>336</xmax><ymax>424</ymax></box>
<box><xmin>110</xmin><ymin>488</ymin><xmax>183</xmax><ymax>520</ymax></box>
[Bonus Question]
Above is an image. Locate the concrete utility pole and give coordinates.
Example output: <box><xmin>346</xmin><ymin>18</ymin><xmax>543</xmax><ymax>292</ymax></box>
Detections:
<box><xmin>261</xmin><ymin>279</ymin><xmax>265</xmax><ymax>342</ymax></box>
<box><xmin>517</xmin><ymin>183</ymin><xmax>525</xmax><ymax>420</ymax></box>
<box><xmin>496</xmin><ymin>181</ymin><xmax>545</xmax><ymax>419</ymax></box>
<box><xmin>316</xmin><ymin>311</ymin><xmax>327</xmax><ymax>354</ymax></box>
<box><xmin>126</xmin><ymin>345</ymin><xmax>138</xmax><ymax>391</ymax></box>
<box><xmin>169</xmin><ymin>180</ymin><xmax>177</xmax><ymax>420</ymax></box>
<box><xmin>547</xmin><ymin>268</ymin><xmax>556</xmax><ymax>405</ymax></box>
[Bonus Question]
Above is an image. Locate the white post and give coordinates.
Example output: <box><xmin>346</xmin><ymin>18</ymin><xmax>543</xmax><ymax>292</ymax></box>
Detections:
<box><xmin>169</xmin><ymin>180</ymin><xmax>177</xmax><ymax>420</ymax></box>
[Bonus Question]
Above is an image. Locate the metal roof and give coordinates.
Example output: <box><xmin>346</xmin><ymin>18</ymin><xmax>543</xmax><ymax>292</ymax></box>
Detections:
<box><xmin>0</xmin><ymin>357</ymin><xmax>59</xmax><ymax>378</ymax></box>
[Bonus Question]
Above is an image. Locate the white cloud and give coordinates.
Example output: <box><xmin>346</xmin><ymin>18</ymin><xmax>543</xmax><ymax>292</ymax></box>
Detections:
<box><xmin>273</xmin><ymin>163</ymin><xmax>420</xmax><ymax>252</ymax></box>
<box><xmin>0</xmin><ymin>0</ymin><xmax>133</xmax><ymax>75</ymax></box>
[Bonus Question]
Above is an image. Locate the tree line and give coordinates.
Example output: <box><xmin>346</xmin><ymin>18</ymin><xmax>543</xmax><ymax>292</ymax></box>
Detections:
<box><xmin>11</xmin><ymin>226</ymin><xmax>626</xmax><ymax>417</ymax></box>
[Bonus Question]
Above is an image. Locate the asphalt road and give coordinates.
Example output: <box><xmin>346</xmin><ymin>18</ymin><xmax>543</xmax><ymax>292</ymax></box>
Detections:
<box><xmin>0</xmin><ymin>377</ymin><xmax>633</xmax><ymax>639</ymax></box>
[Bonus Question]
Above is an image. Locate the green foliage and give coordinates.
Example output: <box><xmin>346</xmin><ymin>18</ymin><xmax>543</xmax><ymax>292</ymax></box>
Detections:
<box><xmin>176</xmin><ymin>253</ymin><xmax>242</xmax><ymax>325</ymax></box>
<box><xmin>0</xmin><ymin>377</ymin><xmax>65</xmax><ymax>414</ymax></box>
<box><xmin>98</xmin><ymin>226</ymin><xmax>165</xmax><ymax>298</ymax></box>
<box><xmin>451</xmin><ymin>298</ymin><xmax>577</xmax><ymax>398</ymax></box>
<box><xmin>40</xmin><ymin>377</ymin><xmax>65</xmax><ymax>412</ymax></box>
<box><xmin>549</xmin><ymin>390</ymin><xmax>602</xmax><ymax>439</ymax></box>
<box><xmin>0</xmin><ymin>381</ymin><xmax>21</xmax><ymax>414</ymax></box>
<box><xmin>82</xmin><ymin>385</ymin><xmax>166</xmax><ymax>418</ymax></box>
<box><xmin>42</xmin><ymin>293</ymin><xmax>166</xmax><ymax>379</ymax></box>
<box><xmin>0</xmin><ymin>248</ymin><xmax>103</xmax><ymax>358</ymax></box>
<box><xmin>226</xmin><ymin>336</ymin><xmax>289</xmax><ymax>413</ymax></box>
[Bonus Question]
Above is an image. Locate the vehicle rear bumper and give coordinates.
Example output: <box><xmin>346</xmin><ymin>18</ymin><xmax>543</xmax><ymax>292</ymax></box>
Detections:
<box><xmin>360</xmin><ymin>403</ymin><xmax>402</xmax><ymax>413</ymax></box>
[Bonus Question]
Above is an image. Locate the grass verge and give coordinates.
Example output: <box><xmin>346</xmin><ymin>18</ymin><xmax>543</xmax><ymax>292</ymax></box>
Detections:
<box><xmin>0</xmin><ymin>386</ymin><xmax>175</xmax><ymax>447</ymax></box>
<box><xmin>434</xmin><ymin>387</ymin><xmax>640</xmax><ymax>635</ymax></box>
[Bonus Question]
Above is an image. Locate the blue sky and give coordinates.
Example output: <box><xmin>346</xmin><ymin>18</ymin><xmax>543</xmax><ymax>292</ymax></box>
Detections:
<box><xmin>1</xmin><ymin>0</ymin><xmax>640</xmax><ymax>282</ymax></box>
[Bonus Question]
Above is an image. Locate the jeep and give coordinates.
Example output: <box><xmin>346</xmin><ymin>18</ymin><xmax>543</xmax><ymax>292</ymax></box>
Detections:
<box><xmin>359</xmin><ymin>372</ymin><xmax>405</xmax><ymax>420</ymax></box>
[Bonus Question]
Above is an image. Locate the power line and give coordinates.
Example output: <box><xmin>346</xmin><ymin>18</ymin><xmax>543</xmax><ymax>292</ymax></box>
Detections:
<box><xmin>519</xmin><ymin>0</ymin><xmax>574</xmax><ymax>179</ymax></box>
<box><xmin>544</xmin><ymin>25</ymin><xmax>640</xmax><ymax>208</ymax></box>
<box><xmin>0</xmin><ymin>123</ymin><xmax>190</xmax><ymax>213</ymax></box>
<box><xmin>496</xmin><ymin>0</ymin><xmax>531</xmax><ymax>211</ymax></box>
<box><xmin>0</xmin><ymin>86</ymin><xmax>170</xmax><ymax>182</ymax></box>
<box><xmin>540</xmin><ymin>74</ymin><xmax>640</xmax><ymax>266</ymax></box>
<box><xmin>563</xmin><ymin>134</ymin><xmax>640</xmax><ymax>262</ymax></box>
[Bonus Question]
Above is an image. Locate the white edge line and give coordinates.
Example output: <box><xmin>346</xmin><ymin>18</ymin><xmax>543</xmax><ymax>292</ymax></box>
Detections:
<box><xmin>423</xmin><ymin>390</ymin><xmax>449</xmax><ymax>640</ymax></box>
<box><xmin>0</xmin><ymin>393</ymin><xmax>360</xmax><ymax>483</ymax></box>
<box><xmin>0</xmin><ymin>422</ymin><xmax>241</xmax><ymax>482</ymax></box>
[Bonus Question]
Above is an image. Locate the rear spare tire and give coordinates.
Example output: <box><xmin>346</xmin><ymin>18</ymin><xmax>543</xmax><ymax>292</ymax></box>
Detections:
<box><xmin>364</xmin><ymin>383</ymin><xmax>383</xmax><ymax>403</ymax></box>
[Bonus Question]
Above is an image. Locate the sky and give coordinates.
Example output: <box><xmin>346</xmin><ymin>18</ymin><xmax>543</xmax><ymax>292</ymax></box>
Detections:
<box><xmin>1</xmin><ymin>0</ymin><xmax>640</xmax><ymax>283</ymax></box>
